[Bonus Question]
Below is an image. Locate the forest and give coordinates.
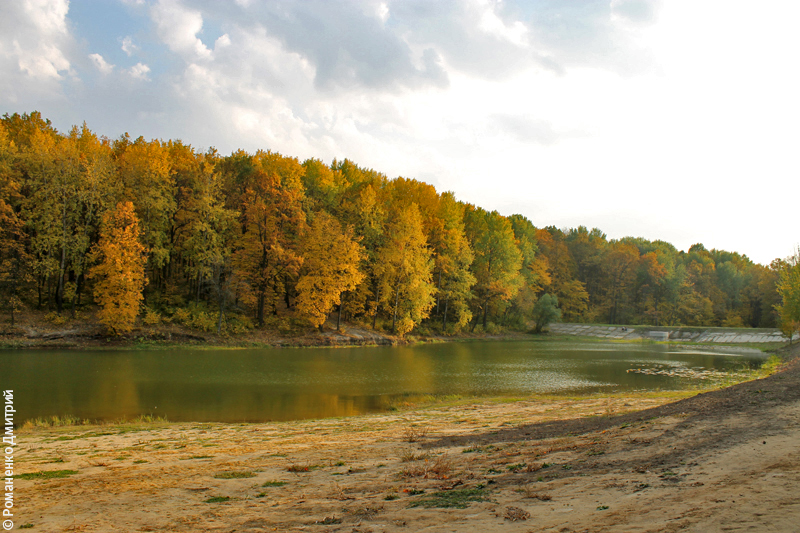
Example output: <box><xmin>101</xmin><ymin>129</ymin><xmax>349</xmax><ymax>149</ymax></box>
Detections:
<box><xmin>0</xmin><ymin>111</ymin><xmax>798</xmax><ymax>337</ymax></box>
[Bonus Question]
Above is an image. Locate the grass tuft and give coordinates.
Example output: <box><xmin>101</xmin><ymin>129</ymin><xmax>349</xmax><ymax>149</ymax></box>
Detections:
<box><xmin>14</xmin><ymin>470</ymin><xmax>78</xmax><ymax>480</ymax></box>
<box><xmin>204</xmin><ymin>496</ymin><xmax>231</xmax><ymax>503</ymax></box>
<box><xmin>214</xmin><ymin>471</ymin><xmax>256</xmax><ymax>479</ymax></box>
<box><xmin>408</xmin><ymin>487</ymin><xmax>489</xmax><ymax>509</ymax></box>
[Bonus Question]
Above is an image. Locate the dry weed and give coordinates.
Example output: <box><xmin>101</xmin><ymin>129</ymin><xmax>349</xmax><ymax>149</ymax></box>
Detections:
<box><xmin>399</xmin><ymin>454</ymin><xmax>452</xmax><ymax>479</ymax></box>
<box><xmin>504</xmin><ymin>506</ymin><xmax>531</xmax><ymax>521</ymax></box>
<box><xmin>404</xmin><ymin>425</ymin><xmax>429</xmax><ymax>443</ymax></box>
<box><xmin>518</xmin><ymin>485</ymin><xmax>552</xmax><ymax>500</ymax></box>
<box><xmin>400</xmin><ymin>449</ymin><xmax>430</xmax><ymax>462</ymax></box>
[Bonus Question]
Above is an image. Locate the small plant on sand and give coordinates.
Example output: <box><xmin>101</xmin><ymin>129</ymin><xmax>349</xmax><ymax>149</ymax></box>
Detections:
<box><xmin>214</xmin><ymin>471</ymin><xmax>256</xmax><ymax>479</ymax></box>
<box><xmin>399</xmin><ymin>454</ymin><xmax>452</xmax><ymax>479</ymax></box>
<box><xmin>504</xmin><ymin>506</ymin><xmax>531</xmax><ymax>521</ymax></box>
<box><xmin>14</xmin><ymin>470</ymin><xmax>77</xmax><ymax>480</ymax></box>
<box><xmin>516</xmin><ymin>485</ymin><xmax>552</xmax><ymax>500</ymax></box>
<box><xmin>315</xmin><ymin>516</ymin><xmax>342</xmax><ymax>525</ymax></box>
<box><xmin>408</xmin><ymin>487</ymin><xmax>489</xmax><ymax>509</ymax></box>
<box><xmin>287</xmin><ymin>463</ymin><xmax>317</xmax><ymax>473</ymax></box>
<box><xmin>347</xmin><ymin>505</ymin><xmax>384</xmax><ymax>520</ymax></box>
<box><xmin>404</xmin><ymin>425</ymin><xmax>429</xmax><ymax>443</ymax></box>
<box><xmin>262</xmin><ymin>480</ymin><xmax>288</xmax><ymax>487</ymax></box>
<box><xmin>204</xmin><ymin>496</ymin><xmax>231</xmax><ymax>503</ymax></box>
<box><xmin>400</xmin><ymin>450</ymin><xmax>430</xmax><ymax>462</ymax></box>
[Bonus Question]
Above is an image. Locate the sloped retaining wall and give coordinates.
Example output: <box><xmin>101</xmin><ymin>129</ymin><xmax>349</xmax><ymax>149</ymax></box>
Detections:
<box><xmin>547</xmin><ymin>323</ymin><xmax>797</xmax><ymax>343</ymax></box>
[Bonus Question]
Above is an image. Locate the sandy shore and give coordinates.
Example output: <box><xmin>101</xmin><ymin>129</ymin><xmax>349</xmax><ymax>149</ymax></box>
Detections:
<box><xmin>12</xmin><ymin>353</ymin><xmax>800</xmax><ymax>532</ymax></box>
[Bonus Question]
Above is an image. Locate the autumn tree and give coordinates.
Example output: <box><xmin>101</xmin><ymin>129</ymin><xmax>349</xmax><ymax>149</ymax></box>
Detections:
<box><xmin>599</xmin><ymin>240</ymin><xmax>640</xmax><ymax>324</ymax></box>
<box><xmin>295</xmin><ymin>212</ymin><xmax>365</xmax><ymax>329</ymax></box>
<box><xmin>88</xmin><ymin>202</ymin><xmax>148</xmax><ymax>334</ymax></box>
<box><xmin>535</xmin><ymin>227</ymin><xmax>589</xmax><ymax>321</ymax></box>
<box><xmin>374</xmin><ymin>204</ymin><xmax>435</xmax><ymax>335</ymax></box>
<box><xmin>115</xmin><ymin>135</ymin><xmax>175</xmax><ymax>285</ymax></box>
<box><xmin>464</xmin><ymin>206</ymin><xmax>522</xmax><ymax>330</ymax></box>
<box><xmin>775</xmin><ymin>251</ymin><xmax>800</xmax><ymax>344</ymax></box>
<box><xmin>0</xmin><ymin>121</ymin><xmax>31</xmax><ymax>324</ymax></box>
<box><xmin>228</xmin><ymin>151</ymin><xmax>306</xmax><ymax>326</ymax></box>
<box><xmin>434</xmin><ymin>193</ymin><xmax>475</xmax><ymax>332</ymax></box>
<box><xmin>507</xmin><ymin>214</ymin><xmax>543</xmax><ymax>327</ymax></box>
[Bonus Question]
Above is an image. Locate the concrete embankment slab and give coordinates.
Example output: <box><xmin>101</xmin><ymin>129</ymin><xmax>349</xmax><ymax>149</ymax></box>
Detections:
<box><xmin>548</xmin><ymin>323</ymin><xmax>796</xmax><ymax>343</ymax></box>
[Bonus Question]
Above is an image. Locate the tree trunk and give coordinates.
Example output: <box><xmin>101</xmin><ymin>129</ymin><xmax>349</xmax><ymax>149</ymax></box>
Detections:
<box><xmin>372</xmin><ymin>286</ymin><xmax>380</xmax><ymax>330</ymax></box>
<box><xmin>442</xmin><ymin>296</ymin><xmax>449</xmax><ymax>332</ymax></box>
<box><xmin>337</xmin><ymin>297</ymin><xmax>343</xmax><ymax>332</ymax></box>
<box><xmin>392</xmin><ymin>285</ymin><xmax>400</xmax><ymax>334</ymax></box>
<box><xmin>436</xmin><ymin>270</ymin><xmax>442</xmax><ymax>314</ymax></box>
<box><xmin>257</xmin><ymin>290</ymin><xmax>265</xmax><ymax>327</ymax></box>
<box><xmin>57</xmin><ymin>202</ymin><xmax>67</xmax><ymax>313</ymax></box>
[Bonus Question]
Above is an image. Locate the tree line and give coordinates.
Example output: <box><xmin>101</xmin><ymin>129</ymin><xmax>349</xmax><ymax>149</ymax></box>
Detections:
<box><xmin>0</xmin><ymin>112</ymin><xmax>797</xmax><ymax>337</ymax></box>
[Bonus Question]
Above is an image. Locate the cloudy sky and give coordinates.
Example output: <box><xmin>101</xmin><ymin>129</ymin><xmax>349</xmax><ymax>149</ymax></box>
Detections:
<box><xmin>1</xmin><ymin>0</ymin><xmax>798</xmax><ymax>265</ymax></box>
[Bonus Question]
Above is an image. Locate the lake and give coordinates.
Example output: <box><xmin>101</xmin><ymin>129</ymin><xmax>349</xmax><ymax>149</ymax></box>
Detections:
<box><xmin>2</xmin><ymin>340</ymin><xmax>767</xmax><ymax>424</ymax></box>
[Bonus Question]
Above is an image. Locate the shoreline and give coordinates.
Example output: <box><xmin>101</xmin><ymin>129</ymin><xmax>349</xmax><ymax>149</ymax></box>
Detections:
<box><xmin>1</xmin><ymin>320</ymin><xmax>790</xmax><ymax>352</ymax></box>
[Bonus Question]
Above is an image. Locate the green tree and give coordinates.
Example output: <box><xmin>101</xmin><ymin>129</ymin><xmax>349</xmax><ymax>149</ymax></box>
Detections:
<box><xmin>464</xmin><ymin>206</ymin><xmax>522</xmax><ymax>330</ymax></box>
<box><xmin>531</xmin><ymin>293</ymin><xmax>561</xmax><ymax>333</ymax></box>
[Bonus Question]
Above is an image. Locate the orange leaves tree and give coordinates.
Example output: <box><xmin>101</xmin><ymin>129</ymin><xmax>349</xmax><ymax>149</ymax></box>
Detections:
<box><xmin>88</xmin><ymin>202</ymin><xmax>148</xmax><ymax>334</ymax></box>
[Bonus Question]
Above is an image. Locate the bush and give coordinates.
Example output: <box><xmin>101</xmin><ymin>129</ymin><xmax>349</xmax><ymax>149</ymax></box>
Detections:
<box><xmin>143</xmin><ymin>307</ymin><xmax>162</xmax><ymax>325</ymax></box>
<box><xmin>532</xmin><ymin>294</ymin><xmax>561</xmax><ymax>334</ymax></box>
<box><xmin>225</xmin><ymin>315</ymin><xmax>253</xmax><ymax>334</ymax></box>
<box><xmin>45</xmin><ymin>312</ymin><xmax>68</xmax><ymax>326</ymax></box>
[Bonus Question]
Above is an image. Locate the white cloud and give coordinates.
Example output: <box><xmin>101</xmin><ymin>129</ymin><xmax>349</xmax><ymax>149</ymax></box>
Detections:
<box><xmin>150</xmin><ymin>0</ymin><xmax>212</xmax><ymax>60</ymax></box>
<box><xmin>126</xmin><ymin>62</ymin><xmax>151</xmax><ymax>80</ymax></box>
<box><xmin>214</xmin><ymin>34</ymin><xmax>230</xmax><ymax>50</ymax></box>
<box><xmin>22</xmin><ymin>0</ymin><xmax>69</xmax><ymax>36</ymax></box>
<box><xmin>89</xmin><ymin>53</ymin><xmax>114</xmax><ymax>74</ymax></box>
<box><xmin>1</xmin><ymin>0</ymin><xmax>73</xmax><ymax>87</ymax></box>
<box><xmin>121</xmin><ymin>36</ymin><xmax>138</xmax><ymax>57</ymax></box>
<box><xmin>476</xmin><ymin>0</ymin><xmax>528</xmax><ymax>46</ymax></box>
<box><xmin>14</xmin><ymin>40</ymin><xmax>70</xmax><ymax>79</ymax></box>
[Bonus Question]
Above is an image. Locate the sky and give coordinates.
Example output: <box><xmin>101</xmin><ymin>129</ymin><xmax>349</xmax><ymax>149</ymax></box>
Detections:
<box><xmin>1</xmin><ymin>0</ymin><xmax>798</xmax><ymax>266</ymax></box>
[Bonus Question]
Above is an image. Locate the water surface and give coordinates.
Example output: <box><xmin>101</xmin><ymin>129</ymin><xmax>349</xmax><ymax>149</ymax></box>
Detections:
<box><xmin>2</xmin><ymin>340</ymin><xmax>766</xmax><ymax>423</ymax></box>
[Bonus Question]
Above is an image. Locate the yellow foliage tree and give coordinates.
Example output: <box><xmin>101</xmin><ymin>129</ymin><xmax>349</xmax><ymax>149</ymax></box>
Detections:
<box><xmin>374</xmin><ymin>204</ymin><xmax>435</xmax><ymax>336</ymax></box>
<box><xmin>295</xmin><ymin>212</ymin><xmax>365</xmax><ymax>329</ymax></box>
<box><xmin>89</xmin><ymin>202</ymin><xmax>148</xmax><ymax>334</ymax></box>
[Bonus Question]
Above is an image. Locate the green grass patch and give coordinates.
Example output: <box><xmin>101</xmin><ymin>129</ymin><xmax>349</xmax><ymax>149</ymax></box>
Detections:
<box><xmin>204</xmin><ymin>496</ymin><xmax>230</xmax><ymax>503</ymax></box>
<box><xmin>408</xmin><ymin>487</ymin><xmax>490</xmax><ymax>509</ymax></box>
<box><xmin>14</xmin><ymin>470</ymin><xmax>78</xmax><ymax>480</ymax></box>
<box><xmin>262</xmin><ymin>480</ymin><xmax>288</xmax><ymax>487</ymax></box>
<box><xmin>214</xmin><ymin>471</ymin><xmax>256</xmax><ymax>479</ymax></box>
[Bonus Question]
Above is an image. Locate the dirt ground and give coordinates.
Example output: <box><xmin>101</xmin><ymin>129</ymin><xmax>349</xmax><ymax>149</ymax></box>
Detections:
<box><xmin>13</xmin><ymin>348</ymin><xmax>800</xmax><ymax>532</ymax></box>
